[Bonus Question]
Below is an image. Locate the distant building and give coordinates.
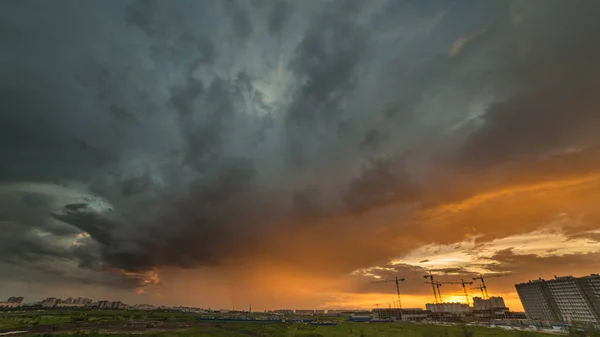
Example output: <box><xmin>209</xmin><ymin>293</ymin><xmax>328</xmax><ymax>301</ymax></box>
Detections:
<box><xmin>74</xmin><ymin>297</ymin><xmax>93</xmax><ymax>305</ymax></box>
<box><xmin>473</xmin><ymin>296</ymin><xmax>506</xmax><ymax>310</ymax></box>
<box><xmin>7</xmin><ymin>297</ymin><xmax>24</xmax><ymax>304</ymax></box>
<box><xmin>96</xmin><ymin>300</ymin><xmax>111</xmax><ymax>309</ymax></box>
<box><xmin>0</xmin><ymin>297</ymin><xmax>24</xmax><ymax>308</ymax></box>
<box><xmin>110</xmin><ymin>301</ymin><xmax>127</xmax><ymax>310</ymax></box>
<box><xmin>295</xmin><ymin>310</ymin><xmax>315</xmax><ymax>315</ymax></box>
<box><xmin>62</xmin><ymin>297</ymin><xmax>75</xmax><ymax>304</ymax></box>
<box><xmin>426</xmin><ymin>302</ymin><xmax>470</xmax><ymax>313</ymax></box>
<box><xmin>372</xmin><ymin>308</ymin><xmax>402</xmax><ymax>321</ymax></box>
<box><xmin>400</xmin><ymin>309</ymin><xmax>431</xmax><ymax>321</ymax></box>
<box><xmin>135</xmin><ymin>304</ymin><xmax>157</xmax><ymax>310</ymax></box>
<box><xmin>372</xmin><ymin>308</ymin><xmax>431</xmax><ymax>321</ymax></box>
<box><xmin>273</xmin><ymin>309</ymin><xmax>294</xmax><ymax>315</ymax></box>
<box><xmin>515</xmin><ymin>274</ymin><xmax>600</xmax><ymax>324</ymax></box>
<box><xmin>40</xmin><ymin>297</ymin><xmax>58</xmax><ymax>308</ymax></box>
<box><xmin>348</xmin><ymin>315</ymin><xmax>372</xmax><ymax>322</ymax></box>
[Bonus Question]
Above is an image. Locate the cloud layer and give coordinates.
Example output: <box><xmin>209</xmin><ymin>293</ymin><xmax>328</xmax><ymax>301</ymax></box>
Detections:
<box><xmin>1</xmin><ymin>0</ymin><xmax>600</xmax><ymax>307</ymax></box>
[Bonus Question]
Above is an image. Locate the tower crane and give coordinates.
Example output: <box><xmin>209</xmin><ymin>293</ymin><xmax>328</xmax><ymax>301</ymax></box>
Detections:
<box><xmin>472</xmin><ymin>273</ymin><xmax>511</xmax><ymax>299</ymax></box>
<box><xmin>460</xmin><ymin>279</ymin><xmax>473</xmax><ymax>306</ymax></box>
<box><xmin>471</xmin><ymin>285</ymin><xmax>485</xmax><ymax>299</ymax></box>
<box><xmin>424</xmin><ymin>280</ymin><xmax>443</xmax><ymax>303</ymax></box>
<box><xmin>436</xmin><ymin>279</ymin><xmax>474</xmax><ymax>306</ymax></box>
<box><xmin>423</xmin><ymin>272</ymin><xmax>441</xmax><ymax>304</ymax></box>
<box><xmin>372</xmin><ymin>276</ymin><xmax>405</xmax><ymax>309</ymax></box>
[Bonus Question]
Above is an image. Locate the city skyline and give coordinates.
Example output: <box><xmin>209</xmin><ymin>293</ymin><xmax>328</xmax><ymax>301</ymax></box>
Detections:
<box><xmin>2</xmin><ymin>0</ymin><xmax>600</xmax><ymax>313</ymax></box>
<box><xmin>4</xmin><ymin>273</ymin><xmax>599</xmax><ymax>313</ymax></box>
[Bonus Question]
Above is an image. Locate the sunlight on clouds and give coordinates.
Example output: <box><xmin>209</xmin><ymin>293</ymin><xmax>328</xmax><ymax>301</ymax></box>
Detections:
<box><xmin>350</xmin><ymin>266</ymin><xmax>397</xmax><ymax>280</ymax></box>
<box><xmin>424</xmin><ymin>174</ymin><xmax>600</xmax><ymax>217</ymax></box>
<box><xmin>390</xmin><ymin>227</ymin><xmax>600</xmax><ymax>272</ymax></box>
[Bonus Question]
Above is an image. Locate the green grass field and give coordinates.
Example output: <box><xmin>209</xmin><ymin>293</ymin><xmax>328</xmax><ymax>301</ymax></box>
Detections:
<box><xmin>0</xmin><ymin>310</ymin><xmax>556</xmax><ymax>337</ymax></box>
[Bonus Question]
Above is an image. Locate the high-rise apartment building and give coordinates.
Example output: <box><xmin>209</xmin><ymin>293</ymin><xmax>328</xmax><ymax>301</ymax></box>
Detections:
<box><xmin>515</xmin><ymin>274</ymin><xmax>600</xmax><ymax>325</ymax></box>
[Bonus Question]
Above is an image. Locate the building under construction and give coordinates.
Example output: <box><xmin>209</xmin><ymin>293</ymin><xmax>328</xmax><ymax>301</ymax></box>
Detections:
<box><xmin>372</xmin><ymin>308</ymin><xmax>431</xmax><ymax>321</ymax></box>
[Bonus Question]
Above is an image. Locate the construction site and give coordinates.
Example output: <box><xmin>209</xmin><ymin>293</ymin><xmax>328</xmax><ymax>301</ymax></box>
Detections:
<box><xmin>369</xmin><ymin>272</ymin><xmax>527</xmax><ymax>324</ymax></box>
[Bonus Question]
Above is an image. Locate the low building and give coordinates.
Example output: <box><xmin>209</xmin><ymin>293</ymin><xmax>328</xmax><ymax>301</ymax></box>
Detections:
<box><xmin>426</xmin><ymin>302</ymin><xmax>470</xmax><ymax>313</ymax></box>
<box><xmin>295</xmin><ymin>310</ymin><xmax>315</xmax><ymax>315</ymax></box>
<box><xmin>134</xmin><ymin>304</ymin><xmax>157</xmax><ymax>310</ymax></box>
<box><xmin>40</xmin><ymin>297</ymin><xmax>58</xmax><ymax>308</ymax></box>
<box><xmin>348</xmin><ymin>315</ymin><xmax>372</xmax><ymax>322</ymax></box>
<box><xmin>111</xmin><ymin>301</ymin><xmax>127</xmax><ymax>310</ymax></box>
<box><xmin>273</xmin><ymin>309</ymin><xmax>294</xmax><ymax>315</ymax></box>
<box><xmin>401</xmin><ymin>309</ymin><xmax>432</xmax><ymax>321</ymax></box>
<box><xmin>55</xmin><ymin>303</ymin><xmax>86</xmax><ymax>308</ymax></box>
<box><xmin>74</xmin><ymin>297</ymin><xmax>93</xmax><ymax>305</ymax></box>
<box><xmin>372</xmin><ymin>308</ymin><xmax>402</xmax><ymax>321</ymax></box>
<box><xmin>7</xmin><ymin>297</ymin><xmax>24</xmax><ymax>304</ymax></box>
<box><xmin>0</xmin><ymin>302</ymin><xmax>20</xmax><ymax>308</ymax></box>
<box><xmin>96</xmin><ymin>300</ymin><xmax>111</xmax><ymax>309</ymax></box>
<box><xmin>0</xmin><ymin>297</ymin><xmax>24</xmax><ymax>308</ymax></box>
<box><xmin>471</xmin><ymin>307</ymin><xmax>510</xmax><ymax>320</ymax></box>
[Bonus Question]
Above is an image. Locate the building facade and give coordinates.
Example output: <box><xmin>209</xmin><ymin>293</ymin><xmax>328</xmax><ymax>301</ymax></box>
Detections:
<box><xmin>473</xmin><ymin>296</ymin><xmax>506</xmax><ymax>310</ymax></box>
<box><xmin>426</xmin><ymin>302</ymin><xmax>470</xmax><ymax>313</ymax></box>
<box><xmin>515</xmin><ymin>274</ymin><xmax>600</xmax><ymax>325</ymax></box>
<box><xmin>372</xmin><ymin>308</ymin><xmax>402</xmax><ymax>321</ymax></box>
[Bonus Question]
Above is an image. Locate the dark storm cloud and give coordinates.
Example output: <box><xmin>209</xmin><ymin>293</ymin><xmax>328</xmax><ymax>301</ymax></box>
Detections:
<box><xmin>456</xmin><ymin>1</ymin><xmax>600</xmax><ymax>170</ymax></box>
<box><xmin>169</xmin><ymin>78</ymin><xmax>204</xmax><ymax>116</ymax></box>
<box><xmin>286</xmin><ymin>2</ymin><xmax>369</xmax><ymax>125</ymax></box>
<box><xmin>2</xmin><ymin>0</ymin><xmax>600</xmax><ymax>293</ymax></box>
<box><xmin>343</xmin><ymin>156</ymin><xmax>421</xmax><ymax>213</ymax></box>
<box><xmin>231</xmin><ymin>6</ymin><xmax>253</xmax><ymax>41</ymax></box>
<box><xmin>284</xmin><ymin>0</ymin><xmax>370</xmax><ymax>166</ymax></box>
<box><xmin>268</xmin><ymin>0</ymin><xmax>291</xmax><ymax>36</ymax></box>
<box><xmin>124</xmin><ymin>0</ymin><xmax>172</xmax><ymax>37</ymax></box>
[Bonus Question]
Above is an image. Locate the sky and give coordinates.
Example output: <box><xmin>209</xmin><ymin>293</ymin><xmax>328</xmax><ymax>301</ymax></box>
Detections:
<box><xmin>1</xmin><ymin>0</ymin><xmax>600</xmax><ymax>312</ymax></box>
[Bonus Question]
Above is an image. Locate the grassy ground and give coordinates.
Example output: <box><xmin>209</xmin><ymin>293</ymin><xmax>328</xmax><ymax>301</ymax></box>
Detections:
<box><xmin>0</xmin><ymin>310</ymin><xmax>553</xmax><ymax>337</ymax></box>
<box><xmin>20</xmin><ymin>323</ymin><xmax>549</xmax><ymax>337</ymax></box>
